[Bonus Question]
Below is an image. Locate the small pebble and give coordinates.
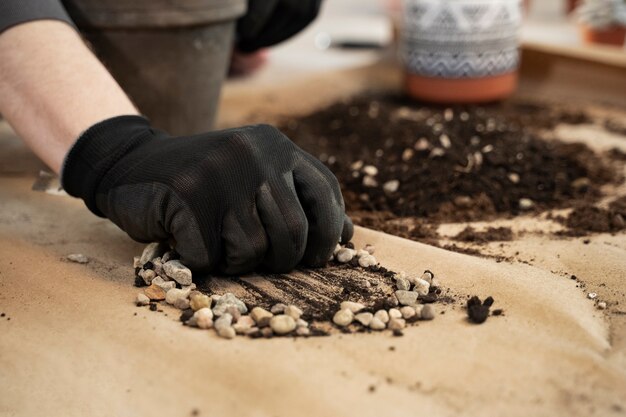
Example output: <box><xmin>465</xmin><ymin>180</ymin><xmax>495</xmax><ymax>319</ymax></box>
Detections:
<box><xmin>133</xmin><ymin>256</ymin><xmax>142</xmax><ymax>269</ymax></box>
<box><xmin>217</xmin><ymin>326</ymin><xmax>236</xmax><ymax>339</ymax></box>
<box><xmin>395</xmin><ymin>276</ymin><xmax>411</xmax><ymax>291</ymax></box>
<box><xmin>362</xmin><ymin>165</ymin><xmax>378</xmax><ymax>176</ymax></box>
<box><xmin>399</xmin><ymin>306</ymin><xmax>416</xmax><ymax>319</ymax></box>
<box><xmin>413</xmin><ymin>279</ymin><xmax>430</xmax><ymax>296</ymax></box>
<box><xmin>333</xmin><ymin>244</ymin><xmax>342</xmax><ymax>255</ymax></box>
<box><xmin>333</xmin><ymin>309</ymin><xmax>354</xmax><ymax>327</ymax></box>
<box><xmin>388</xmin><ymin>308</ymin><xmax>402</xmax><ymax>319</ymax></box>
<box><xmin>261</xmin><ymin>327</ymin><xmax>274</xmax><ymax>338</ymax></box>
<box><xmin>340</xmin><ymin>301</ymin><xmax>365</xmax><ymax>313</ymax></box>
<box><xmin>165</xmin><ymin>287</ymin><xmax>191</xmax><ymax>308</ymax></box>
<box><xmin>374</xmin><ymin>310</ymin><xmax>390</xmax><ymax>324</ymax></box>
<box><xmin>214</xmin><ymin>313</ymin><xmax>235</xmax><ymax>338</ymax></box>
<box><xmin>413</xmin><ymin>304</ymin><xmax>424</xmax><ymax>318</ymax></box>
<box><xmin>384</xmin><ymin>295</ymin><xmax>399</xmax><ymax>309</ymax></box>
<box><xmin>284</xmin><ymin>305</ymin><xmax>303</xmax><ymax>320</ymax></box>
<box><xmin>212</xmin><ymin>293</ymin><xmax>248</xmax><ymax>316</ymax></box>
<box><xmin>402</xmin><ymin>148</ymin><xmax>414</xmax><ymax>161</ymax></box>
<box><xmin>519</xmin><ymin>198</ymin><xmax>534</xmax><ymax>210</ymax></box>
<box><xmin>383</xmin><ymin>180</ymin><xmax>400</xmax><ymax>193</ymax></box>
<box><xmin>233</xmin><ymin>316</ymin><xmax>255</xmax><ymax>334</ymax></box>
<box><xmin>358</xmin><ymin>255</ymin><xmax>377</xmax><ymax>268</ymax></box>
<box><xmin>270</xmin><ymin>315</ymin><xmax>297</xmax><ymax>335</ymax></box>
<box><xmin>296</xmin><ymin>327</ymin><xmax>310</xmax><ymax>337</ymax></box>
<box><xmin>395</xmin><ymin>290</ymin><xmax>418</xmax><ymax>306</ymax></box>
<box><xmin>388</xmin><ymin>318</ymin><xmax>406</xmax><ymax>330</ymax></box>
<box><xmin>430</xmin><ymin>277</ymin><xmax>441</xmax><ymax>289</ymax></box>
<box><xmin>439</xmin><ymin>134</ymin><xmax>451</xmax><ymax>149</ymax></box>
<box><xmin>421</xmin><ymin>270</ymin><xmax>434</xmax><ymax>284</ymax></box>
<box><xmin>140</xmin><ymin>242</ymin><xmax>167</xmax><ymax>265</ymax></box>
<box><xmin>296</xmin><ymin>318</ymin><xmax>309</xmax><ymax>328</ymax></box>
<box><xmin>144</xmin><ymin>284</ymin><xmax>166</xmax><ymax>301</ymax></box>
<box><xmin>355</xmin><ymin>312</ymin><xmax>374</xmax><ymax>326</ymax></box>
<box><xmin>189</xmin><ymin>293</ymin><xmax>211</xmax><ymax>311</ymax></box>
<box><xmin>588</xmin><ymin>292</ymin><xmax>597</xmax><ymax>300</ymax></box>
<box><xmin>597</xmin><ymin>301</ymin><xmax>607</xmax><ymax>310</ymax></box>
<box><xmin>136</xmin><ymin>293</ymin><xmax>150</xmax><ymax>306</ymax></box>
<box><xmin>336</xmin><ymin>248</ymin><xmax>355</xmax><ymax>263</ymax></box>
<box><xmin>369</xmin><ymin>317</ymin><xmax>386</xmax><ymax>330</ymax></box>
<box><xmin>363</xmin><ymin>244</ymin><xmax>375</xmax><ymax>255</ymax></box>
<box><xmin>67</xmin><ymin>253</ymin><xmax>89</xmax><ymax>264</ymax></box>
<box><xmin>194</xmin><ymin>308</ymin><xmax>214</xmax><ymax>329</ymax></box>
<box><xmin>362</xmin><ymin>175</ymin><xmax>378</xmax><ymax>188</ymax></box>
<box><xmin>139</xmin><ymin>268</ymin><xmax>156</xmax><ymax>285</ymax></box>
<box><xmin>225</xmin><ymin>306</ymin><xmax>242</xmax><ymax>322</ymax></box>
<box><xmin>421</xmin><ymin>304</ymin><xmax>435</xmax><ymax>320</ymax></box>
<box><xmin>250</xmin><ymin>307</ymin><xmax>273</xmax><ymax>327</ymax></box>
<box><xmin>270</xmin><ymin>303</ymin><xmax>287</xmax><ymax>314</ymax></box>
<box><xmin>163</xmin><ymin>260</ymin><xmax>193</xmax><ymax>286</ymax></box>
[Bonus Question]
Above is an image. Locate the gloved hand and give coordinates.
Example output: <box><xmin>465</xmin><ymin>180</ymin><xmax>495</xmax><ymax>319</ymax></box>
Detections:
<box><xmin>237</xmin><ymin>0</ymin><xmax>323</xmax><ymax>52</ymax></box>
<box><xmin>62</xmin><ymin>116</ymin><xmax>353</xmax><ymax>273</ymax></box>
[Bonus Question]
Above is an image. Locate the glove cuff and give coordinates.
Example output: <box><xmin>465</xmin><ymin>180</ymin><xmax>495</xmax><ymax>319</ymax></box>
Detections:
<box><xmin>61</xmin><ymin>115</ymin><xmax>154</xmax><ymax>216</ymax></box>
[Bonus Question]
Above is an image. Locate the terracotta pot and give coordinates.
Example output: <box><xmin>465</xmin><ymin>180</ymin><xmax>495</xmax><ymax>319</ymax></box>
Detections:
<box><xmin>401</xmin><ymin>0</ymin><xmax>522</xmax><ymax>104</ymax></box>
<box><xmin>580</xmin><ymin>24</ymin><xmax>626</xmax><ymax>46</ymax></box>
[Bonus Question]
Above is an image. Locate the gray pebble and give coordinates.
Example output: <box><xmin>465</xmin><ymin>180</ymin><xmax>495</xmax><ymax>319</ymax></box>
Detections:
<box><xmin>212</xmin><ymin>293</ymin><xmax>248</xmax><ymax>317</ymax></box>
<box><xmin>395</xmin><ymin>276</ymin><xmax>411</xmax><ymax>291</ymax></box>
<box><xmin>163</xmin><ymin>260</ymin><xmax>193</xmax><ymax>286</ymax></box>
<box><xmin>140</xmin><ymin>242</ymin><xmax>167</xmax><ymax>265</ymax></box>
<box><xmin>333</xmin><ymin>309</ymin><xmax>354</xmax><ymax>327</ymax></box>
<box><xmin>421</xmin><ymin>270</ymin><xmax>434</xmax><ymax>284</ymax></box>
<box><xmin>67</xmin><ymin>253</ymin><xmax>89</xmax><ymax>264</ymax></box>
<box><xmin>421</xmin><ymin>304</ymin><xmax>435</xmax><ymax>320</ymax></box>
<box><xmin>139</xmin><ymin>268</ymin><xmax>156</xmax><ymax>285</ymax></box>
<box><xmin>374</xmin><ymin>310</ymin><xmax>389</xmax><ymax>324</ymax></box>
<box><xmin>165</xmin><ymin>287</ymin><xmax>192</xmax><ymax>308</ymax></box>
<box><xmin>395</xmin><ymin>290</ymin><xmax>418</xmax><ymax>306</ymax></box>
<box><xmin>270</xmin><ymin>315</ymin><xmax>297</xmax><ymax>335</ymax></box>
<box><xmin>214</xmin><ymin>313</ymin><xmax>233</xmax><ymax>331</ymax></box>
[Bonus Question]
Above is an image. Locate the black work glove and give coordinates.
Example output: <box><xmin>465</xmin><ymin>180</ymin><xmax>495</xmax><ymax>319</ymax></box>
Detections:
<box><xmin>237</xmin><ymin>0</ymin><xmax>323</xmax><ymax>52</ymax></box>
<box><xmin>62</xmin><ymin>116</ymin><xmax>353</xmax><ymax>273</ymax></box>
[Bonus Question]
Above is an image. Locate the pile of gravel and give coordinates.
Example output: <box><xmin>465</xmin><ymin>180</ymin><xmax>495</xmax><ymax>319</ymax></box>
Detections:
<box><xmin>133</xmin><ymin>241</ymin><xmax>442</xmax><ymax>339</ymax></box>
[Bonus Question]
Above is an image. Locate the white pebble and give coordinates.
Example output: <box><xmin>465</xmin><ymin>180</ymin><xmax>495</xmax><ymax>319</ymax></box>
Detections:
<box><xmin>340</xmin><ymin>301</ymin><xmax>365</xmax><ymax>313</ymax></box>
<box><xmin>388</xmin><ymin>317</ymin><xmax>406</xmax><ymax>330</ymax></box>
<box><xmin>413</xmin><ymin>278</ymin><xmax>430</xmax><ymax>296</ymax></box>
<box><xmin>139</xmin><ymin>268</ymin><xmax>156</xmax><ymax>285</ymax></box>
<box><xmin>270</xmin><ymin>303</ymin><xmax>287</xmax><ymax>314</ymax></box>
<box><xmin>333</xmin><ymin>309</ymin><xmax>354</xmax><ymax>327</ymax></box>
<box><xmin>369</xmin><ymin>317</ymin><xmax>386</xmax><ymax>330</ymax></box>
<box><xmin>135</xmin><ymin>293</ymin><xmax>150</xmax><ymax>306</ymax></box>
<box><xmin>374</xmin><ymin>310</ymin><xmax>389</xmax><ymax>324</ymax></box>
<box><xmin>165</xmin><ymin>287</ymin><xmax>191</xmax><ymax>307</ymax></box>
<box><xmin>588</xmin><ymin>292</ymin><xmax>597</xmax><ymax>300</ymax></box>
<box><xmin>439</xmin><ymin>134</ymin><xmax>451</xmax><ymax>149</ymax></box>
<box><xmin>355</xmin><ymin>312</ymin><xmax>374</xmax><ymax>326</ymax></box>
<box><xmin>152</xmin><ymin>277</ymin><xmax>176</xmax><ymax>292</ymax></box>
<box><xmin>395</xmin><ymin>276</ymin><xmax>411</xmax><ymax>291</ymax></box>
<box><xmin>421</xmin><ymin>270</ymin><xmax>434</xmax><ymax>284</ymax></box>
<box><xmin>336</xmin><ymin>248</ymin><xmax>355</xmax><ymax>263</ymax></box>
<box><xmin>233</xmin><ymin>316</ymin><xmax>255</xmax><ymax>334</ymax></box>
<box><xmin>214</xmin><ymin>313</ymin><xmax>233</xmax><ymax>331</ymax></box>
<box><xmin>67</xmin><ymin>253</ymin><xmax>89</xmax><ymax>264</ymax></box>
<box><xmin>363</xmin><ymin>244</ymin><xmax>375</xmax><ymax>255</ymax></box>
<box><xmin>400</xmin><ymin>306</ymin><xmax>416</xmax><ymax>319</ymax></box>
<box><xmin>270</xmin><ymin>315</ymin><xmax>297</xmax><ymax>335</ymax></box>
<box><xmin>388</xmin><ymin>308</ymin><xmax>402</xmax><ymax>319</ymax></box>
<box><xmin>140</xmin><ymin>242</ymin><xmax>166</xmax><ymax>265</ymax></box>
<box><xmin>163</xmin><ymin>260</ymin><xmax>193</xmax><ymax>286</ymax></box>
<box><xmin>383</xmin><ymin>180</ymin><xmax>400</xmax><ymax>193</ymax></box>
<box><xmin>284</xmin><ymin>305</ymin><xmax>303</xmax><ymax>320</ymax></box>
<box><xmin>217</xmin><ymin>326</ymin><xmax>236</xmax><ymax>339</ymax></box>
<box><xmin>362</xmin><ymin>175</ymin><xmax>378</xmax><ymax>187</ymax></box>
<box><xmin>333</xmin><ymin>244</ymin><xmax>342</xmax><ymax>255</ymax></box>
<box><xmin>133</xmin><ymin>256</ymin><xmax>142</xmax><ymax>268</ymax></box>
<box><xmin>395</xmin><ymin>290</ymin><xmax>418</xmax><ymax>306</ymax></box>
<box><xmin>194</xmin><ymin>308</ymin><xmax>214</xmax><ymax>329</ymax></box>
<box><xmin>362</xmin><ymin>165</ymin><xmax>378</xmax><ymax>176</ymax></box>
<box><xmin>212</xmin><ymin>293</ymin><xmax>248</xmax><ymax>316</ymax></box>
<box><xmin>296</xmin><ymin>327</ymin><xmax>310</xmax><ymax>337</ymax></box>
<box><xmin>597</xmin><ymin>301</ymin><xmax>607</xmax><ymax>310</ymax></box>
<box><xmin>519</xmin><ymin>198</ymin><xmax>534</xmax><ymax>210</ymax></box>
<box><xmin>296</xmin><ymin>318</ymin><xmax>309</xmax><ymax>328</ymax></box>
<box><xmin>358</xmin><ymin>255</ymin><xmax>377</xmax><ymax>268</ymax></box>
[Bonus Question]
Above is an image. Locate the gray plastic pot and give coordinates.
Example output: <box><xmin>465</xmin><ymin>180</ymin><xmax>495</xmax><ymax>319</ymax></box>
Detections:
<box><xmin>64</xmin><ymin>0</ymin><xmax>247</xmax><ymax>135</ymax></box>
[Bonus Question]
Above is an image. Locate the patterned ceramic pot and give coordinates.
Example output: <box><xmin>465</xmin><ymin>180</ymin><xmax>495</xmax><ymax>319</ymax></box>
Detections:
<box><xmin>401</xmin><ymin>0</ymin><xmax>522</xmax><ymax>103</ymax></box>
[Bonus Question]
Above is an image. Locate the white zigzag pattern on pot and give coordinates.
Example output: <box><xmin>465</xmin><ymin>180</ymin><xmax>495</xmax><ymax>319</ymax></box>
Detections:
<box><xmin>402</xmin><ymin>0</ymin><xmax>522</xmax><ymax>78</ymax></box>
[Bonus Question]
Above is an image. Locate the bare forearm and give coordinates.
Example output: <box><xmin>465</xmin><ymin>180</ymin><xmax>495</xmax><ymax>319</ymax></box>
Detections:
<box><xmin>0</xmin><ymin>20</ymin><xmax>138</xmax><ymax>174</ymax></box>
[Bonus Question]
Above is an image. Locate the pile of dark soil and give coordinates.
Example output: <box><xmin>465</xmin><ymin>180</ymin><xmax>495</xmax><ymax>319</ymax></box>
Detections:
<box><xmin>560</xmin><ymin>196</ymin><xmax>626</xmax><ymax>236</ymax></box>
<box><xmin>279</xmin><ymin>95</ymin><xmax>617</xmax><ymax>234</ymax></box>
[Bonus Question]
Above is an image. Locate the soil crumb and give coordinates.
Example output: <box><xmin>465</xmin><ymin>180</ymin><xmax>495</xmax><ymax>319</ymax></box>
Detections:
<box><xmin>559</xmin><ymin>196</ymin><xmax>626</xmax><ymax>236</ymax></box>
<box><xmin>467</xmin><ymin>296</ymin><xmax>494</xmax><ymax>324</ymax></box>
<box><xmin>279</xmin><ymin>95</ymin><xmax>618</xmax><ymax>242</ymax></box>
<box><xmin>453</xmin><ymin>226</ymin><xmax>513</xmax><ymax>243</ymax></box>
